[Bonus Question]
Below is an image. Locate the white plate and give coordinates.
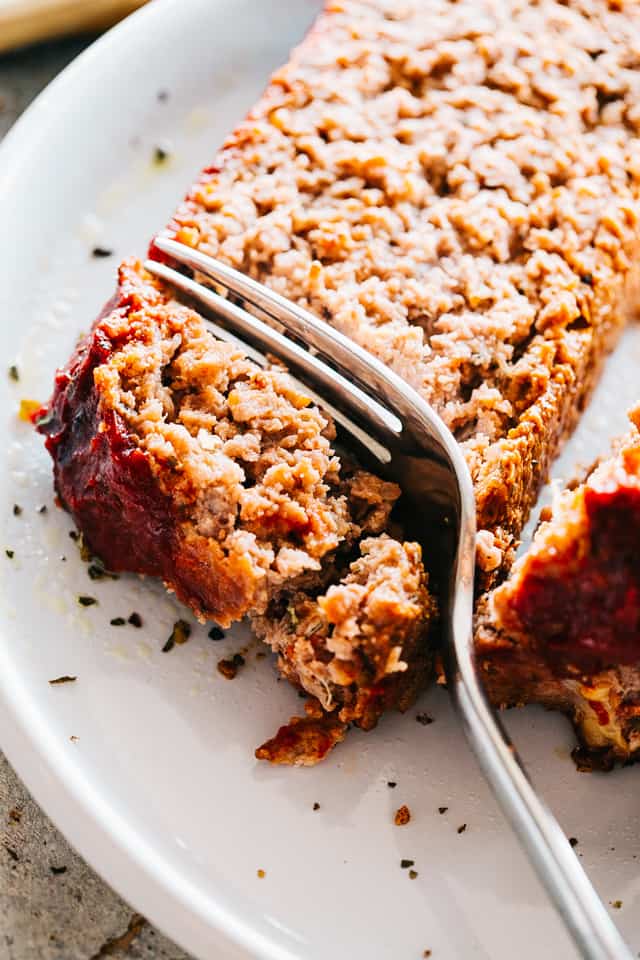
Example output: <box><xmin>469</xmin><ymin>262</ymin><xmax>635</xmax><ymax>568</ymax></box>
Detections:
<box><xmin>1</xmin><ymin>2</ymin><xmax>640</xmax><ymax>958</ymax></box>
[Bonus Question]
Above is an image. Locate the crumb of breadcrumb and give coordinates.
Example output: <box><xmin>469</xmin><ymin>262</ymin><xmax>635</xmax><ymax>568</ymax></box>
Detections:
<box><xmin>217</xmin><ymin>653</ymin><xmax>246</xmax><ymax>679</ymax></box>
<box><xmin>257</xmin><ymin>869</ymin><xmax>265</xmax><ymax>879</ymax></box>
<box><xmin>611</xmin><ymin>900</ymin><xmax>622</xmax><ymax>910</ymax></box>
<box><xmin>394</xmin><ymin>805</ymin><xmax>411</xmax><ymax>826</ymax></box>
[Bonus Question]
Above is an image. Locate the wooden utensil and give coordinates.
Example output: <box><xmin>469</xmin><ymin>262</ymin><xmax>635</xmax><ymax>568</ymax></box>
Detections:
<box><xmin>0</xmin><ymin>0</ymin><xmax>148</xmax><ymax>53</ymax></box>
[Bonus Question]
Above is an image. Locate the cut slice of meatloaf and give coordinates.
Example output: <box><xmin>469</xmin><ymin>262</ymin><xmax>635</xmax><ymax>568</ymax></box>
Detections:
<box><xmin>160</xmin><ymin>0</ymin><xmax>640</xmax><ymax>584</ymax></box>
<box><xmin>476</xmin><ymin>408</ymin><xmax>640</xmax><ymax>770</ymax></box>
<box><xmin>38</xmin><ymin>260</ymin><xmax>437</xmax><ymax>763</ymax></box>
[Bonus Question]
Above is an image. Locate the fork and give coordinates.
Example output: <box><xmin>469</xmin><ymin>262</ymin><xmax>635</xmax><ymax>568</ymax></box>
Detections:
<box><xmin>146</xmin><ymin>236</ymin><xmax>632</xmax><ymax>960</ymax></box>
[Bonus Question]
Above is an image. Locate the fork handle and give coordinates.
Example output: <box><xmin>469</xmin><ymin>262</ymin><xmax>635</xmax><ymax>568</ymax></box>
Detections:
<box><xmin>449</xmin><ymin>627</ymin><xmax>633</xmax><ymax>960</ymax></box>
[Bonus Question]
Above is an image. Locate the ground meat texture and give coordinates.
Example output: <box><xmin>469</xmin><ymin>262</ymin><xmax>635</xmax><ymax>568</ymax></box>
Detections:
<box><xmin>39</xmin><ymin>260</ymin><xmax>437</xmax><ymax>762</ymax></box>
<box><xmin>158</xmin><ymin>0</ymin><xmax>640</xmax><ymax>586</ymax></box>
<box><xmin>476</xmin><ymin>408</ymin><xmax>640</xmax><ymax>770</ymax></box>
<box><xmin>252</xmin><ymin>536</ymin><xmax>436</xmax><ymax>743</ymax></box>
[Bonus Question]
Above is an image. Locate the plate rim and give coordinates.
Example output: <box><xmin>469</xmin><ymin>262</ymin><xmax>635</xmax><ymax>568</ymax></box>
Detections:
<box><xmin>0</xmin><ymin>4</ymin><xmax>302</xmax><ymax>958</ymax></box>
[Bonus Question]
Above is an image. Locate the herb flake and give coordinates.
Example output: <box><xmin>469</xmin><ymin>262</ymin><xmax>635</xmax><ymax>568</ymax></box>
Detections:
<box><xmin>153</xmin><ymin>145</ymin><xmax>170</xmax><ymax>165</ymax></box>
<box><xmin>416</xmin><ymin>712</ymin><xmax>434</xmax><ymax>726</ymax></box>
<box><xmin>77</xmin><ymin>595</ymin><xmax>97</xmax><ymax>607</ymax></box>
<box><xmin>162</xmin><ymin>619</ymin><xmax>191</xmax><ymax>652</ymax></box>
<box><xmin>49</xmin><ymin>676</ymin><xmax>77</xmax><ymax>685</ymax></box>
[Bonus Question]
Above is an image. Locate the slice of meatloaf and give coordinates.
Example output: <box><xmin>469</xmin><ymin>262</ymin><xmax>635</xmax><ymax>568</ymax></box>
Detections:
<box><xmin>476</xmin><ymin>408</ymin><xmax>640</xmax><ymax>770</ymax></box>
<box><xmin>38</xmin><ymin>260</ymin><xmax>437</xmax><ymax>763</ymax></box>
<box><xmin>159</xmin><ymin>0</ymin><xmax>640</xmax><ymax>585</ymax></box>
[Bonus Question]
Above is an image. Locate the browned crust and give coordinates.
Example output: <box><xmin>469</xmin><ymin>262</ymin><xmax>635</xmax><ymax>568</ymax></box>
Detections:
<box><xmin>476</xmin><ymin>412</ymin><xmax>640</xmax><ymax>768</ymax></box>
<box><xmin>157</xmin><ymin>0</ymin><xmax>640</xmax><ymax>585</ymax></box>
<box><xmin>40</xmin><ymin>259</ymin><xmax>438</xmax><ymax>763</ymax></box>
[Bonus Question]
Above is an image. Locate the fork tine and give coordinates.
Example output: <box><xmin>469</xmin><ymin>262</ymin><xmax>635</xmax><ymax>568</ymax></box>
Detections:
<box><xmin>149</xmin><ymin>244</ymin><xmax>634</xmax><ymax>960</ymax></box>
<box><xmin>144</xmin><ymin>258</ymin><xmax>397</xmax><ymax>463</ymax></box>
<box><xmin>153</xmin><ymin>235</ymin><xmax>410</xmax><ymax>406</ymax></box>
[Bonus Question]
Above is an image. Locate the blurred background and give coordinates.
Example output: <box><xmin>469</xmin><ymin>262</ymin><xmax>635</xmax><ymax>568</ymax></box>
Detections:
<box><xmin>0</xmin><ymin>0</ymin><xmax>147</xmax><ymax>54</ymax></box>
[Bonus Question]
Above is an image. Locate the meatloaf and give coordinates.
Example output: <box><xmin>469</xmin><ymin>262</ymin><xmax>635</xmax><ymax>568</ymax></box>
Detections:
<box><xmin>476</xmin><ymin>408</ymin><xmax>640</xmax><ymax>770</ymax></box>
<box><xmin>160</xmin><ymin>0</ymin><xmax>640</xmax><ymax>584</ymax></box>
<box><xmin>39</xmin><ymin>260</ymin><xmax>437</xmax><ymax>764</ymax></box>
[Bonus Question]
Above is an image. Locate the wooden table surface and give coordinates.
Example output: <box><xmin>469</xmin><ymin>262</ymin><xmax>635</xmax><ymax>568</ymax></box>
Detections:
<box><xmin>0</xmin><ymin>35</ymin><xmax>192</xmax><ymax>960</ymax></box>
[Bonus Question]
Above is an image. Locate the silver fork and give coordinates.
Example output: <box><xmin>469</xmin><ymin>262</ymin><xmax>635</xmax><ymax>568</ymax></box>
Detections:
<box><xmin>147</xmin><ymin>236</ymin><xmax>631</xmax><ymax>960</ymax></box>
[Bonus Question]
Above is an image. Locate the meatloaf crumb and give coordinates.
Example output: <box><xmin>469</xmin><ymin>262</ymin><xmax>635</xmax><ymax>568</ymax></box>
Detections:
<box><xmin>161</xmin><ymin>0</ymin><xmax>640</xmax><ymax>584</ymax></box>
<box><xmin>252</xmin><ymin>535</ymin><xmax>436</xmax><ymax>739</ymax></box>
<box><xmin>39</xmin><ymin>260</ymin><xmax>437</xmax><ymax>762</ymax></box>
<box><xmin>476</xmin><ymin>407</ymin><xmax>640</xmax><ymax>769</ymax></box>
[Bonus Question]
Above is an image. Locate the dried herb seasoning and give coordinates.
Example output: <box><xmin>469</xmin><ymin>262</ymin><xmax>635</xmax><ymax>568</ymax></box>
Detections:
<box><xmin>416</xmin><ymin>712</ymin><xmax>434</xmax><ymax>726</ymax></box>
<box><xmin>153</xmin><ymin>145</ymin><xmax>170</xmax><ymax>165</ymax></box>
<box><xmin>78</xmin><ymin>595</ymin><xmax>97</xmax><ymax>607</ymax></box>
<box><xmin>49</xmin><ymin>676</ymin><xmax>77</xmax><ymax>685</ymax></box>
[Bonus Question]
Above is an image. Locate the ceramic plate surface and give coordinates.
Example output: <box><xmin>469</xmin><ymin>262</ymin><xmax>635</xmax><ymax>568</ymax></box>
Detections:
<box><xmin>1</xmin><ymin>2</ymin><xmax>640</xmax><ymax>958</ymax></box>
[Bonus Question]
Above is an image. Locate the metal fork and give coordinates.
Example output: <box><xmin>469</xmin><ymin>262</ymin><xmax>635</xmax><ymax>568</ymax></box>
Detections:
<box><xmin>146</xmin><ymin>236</ymin><xmax>631</xmax><ymax>960</ymax></box>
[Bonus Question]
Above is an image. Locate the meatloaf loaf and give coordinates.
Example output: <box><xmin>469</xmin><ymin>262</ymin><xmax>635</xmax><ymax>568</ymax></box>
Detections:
<box><xmin>476</xmin><ymin>408</ymin><xmax>640</xmax><ymax>770</ymax></box>
<box><xmin>161</xmin><ymin>0</ymin><xmax>640</xmax><ymax>583</ymax></box>
<box><xmin>39</xmin><ymin>260</ymin><xmax>437</xmax><ymax>764</ymax></box>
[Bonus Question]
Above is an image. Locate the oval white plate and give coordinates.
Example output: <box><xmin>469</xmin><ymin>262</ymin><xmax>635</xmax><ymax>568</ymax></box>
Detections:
<box><xmin>2</xmin><ymin>2</ymin><xmax>640</xmax><ymax>958</ymax></box>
